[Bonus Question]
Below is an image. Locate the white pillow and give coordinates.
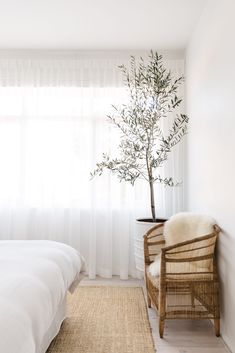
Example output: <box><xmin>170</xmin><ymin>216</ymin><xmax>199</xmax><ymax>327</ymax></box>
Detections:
<box><xmin>164</xmin><ymin>212</ymin><xmax>215</xmax><ymax>246</ymax></box>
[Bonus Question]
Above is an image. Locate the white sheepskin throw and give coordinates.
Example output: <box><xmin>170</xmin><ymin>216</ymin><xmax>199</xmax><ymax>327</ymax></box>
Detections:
<box><xmin>148</xmin><ymin>212</ymin><xmax>215</xmax><ymax>277</ymax></box>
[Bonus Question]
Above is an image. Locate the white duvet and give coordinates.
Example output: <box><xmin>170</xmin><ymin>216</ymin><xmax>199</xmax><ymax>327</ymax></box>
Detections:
<box><xmin>0</xmin><ymin>240</ymin><xmax>85</xmax><ymax>353</ymax></box>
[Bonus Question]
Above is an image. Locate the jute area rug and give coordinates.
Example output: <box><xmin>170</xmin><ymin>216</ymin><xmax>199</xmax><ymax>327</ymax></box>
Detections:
<box><xmin>47</xmin><ymin>286</ymin><xmax>155</xmax><ymax>353</ymax></box>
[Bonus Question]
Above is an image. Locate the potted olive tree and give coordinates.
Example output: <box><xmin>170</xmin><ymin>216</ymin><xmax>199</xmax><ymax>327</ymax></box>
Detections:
<box><xmin>91</xmin><ymin>51</ymin><xmax>188</xmax><ymax>272</ymax></box>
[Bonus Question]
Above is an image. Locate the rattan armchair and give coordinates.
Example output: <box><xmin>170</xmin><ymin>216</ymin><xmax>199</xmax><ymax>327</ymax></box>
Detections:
<box><xmin>144</xmin><ymin>222</ymin><xmax>220</xmax><ymax>338</ymax></box>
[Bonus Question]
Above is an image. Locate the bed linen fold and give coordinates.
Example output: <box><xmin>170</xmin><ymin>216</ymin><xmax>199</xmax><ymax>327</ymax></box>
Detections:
<box><xmin>0</xmin><ymin>240</ymin><xmax>85</xmax><ymax>353</ymax></box>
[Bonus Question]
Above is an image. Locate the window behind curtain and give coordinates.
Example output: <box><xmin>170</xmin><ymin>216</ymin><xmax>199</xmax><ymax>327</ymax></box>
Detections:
<box><xmin>0</xmin><ymin>54</ymin><xmax>184</xmax><ymax>278</ymax></box>
<box><xmin>0</xmin><ymin>86</ymin><xmax>133</xmax><ymax>209</ymax></box>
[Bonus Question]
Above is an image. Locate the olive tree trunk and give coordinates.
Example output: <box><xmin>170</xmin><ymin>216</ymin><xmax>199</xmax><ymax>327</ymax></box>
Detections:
<box><xmin>149</xmin><ymin>179</ymin><xmax>156</xmax><ymax>222</ymax></box>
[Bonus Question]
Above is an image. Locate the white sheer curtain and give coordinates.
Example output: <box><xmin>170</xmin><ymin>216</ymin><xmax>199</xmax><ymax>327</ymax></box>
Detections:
<box><xmin>0</xmin><ymin>52</ymin><xmax>184</xmax><ymax>279</ymax></box>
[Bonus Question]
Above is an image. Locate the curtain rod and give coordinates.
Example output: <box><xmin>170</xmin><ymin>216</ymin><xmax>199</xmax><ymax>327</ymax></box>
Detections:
<box><xmin>0</xmin><ymin>49</ymin><xmax>185</xmax><ymax>60</ymax></box>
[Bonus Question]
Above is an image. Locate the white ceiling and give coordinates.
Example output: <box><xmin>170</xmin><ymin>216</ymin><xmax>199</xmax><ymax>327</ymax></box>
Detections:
<box><xmin>0</xmin><ymin>0</ymin><xmax>207</xmax><ymax>50</ymax></box>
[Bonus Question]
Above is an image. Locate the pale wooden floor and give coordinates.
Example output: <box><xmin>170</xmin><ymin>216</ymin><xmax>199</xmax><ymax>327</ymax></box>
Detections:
<box><xmin>80</xmin><ymin>276</ymin><xmax>230</xmax><ymax>353</ymax></box>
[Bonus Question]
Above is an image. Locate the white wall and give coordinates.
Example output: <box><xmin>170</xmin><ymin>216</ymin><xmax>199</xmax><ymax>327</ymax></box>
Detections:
<box><xmin>186</xmin><ymin>0</ymin><xmax>235</xmax><ymax>351</ymax></box>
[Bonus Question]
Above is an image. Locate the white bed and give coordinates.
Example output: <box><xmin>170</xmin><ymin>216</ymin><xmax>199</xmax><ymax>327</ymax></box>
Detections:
<box><xmin>0</xmin><ymin>240</ymin><xmax>85</xmax><ymax>353</ymax></box>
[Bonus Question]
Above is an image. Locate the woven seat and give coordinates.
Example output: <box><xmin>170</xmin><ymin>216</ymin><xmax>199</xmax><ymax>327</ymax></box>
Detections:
<box><xmin>144</xmin><ymin>217</ymin><xmax>220</xmax><ymax>338</ymax></box>
<box><xmin>146</xmin><ymin>265</ymin><xmax>214</xmax><ymax>283</ymax></box>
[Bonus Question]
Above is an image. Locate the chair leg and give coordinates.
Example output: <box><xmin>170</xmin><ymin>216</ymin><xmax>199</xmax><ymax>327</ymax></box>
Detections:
<box><xmin>159</xmin><ymin>317</ymin><xmax>165</xmax><ymax>338</ymax></box>
<box><xmin>145</xmin><ymin>276</ymin><xmax>151</xmax><ymax>308</ymax></box>
<box><xmin>147</xmin><ymin>293</ymin><xmax>151</xmax><ymax>308</ymax></box>
<box><xmin>214</xmin><ymin>319</ymin><xmax>220</xmax><ymax>337</ymax></box>
<box><xmin>191</xmin><ymin>289</ymin><xmax>195</xmax><ymax>307</ymax></box>
<box><xmin>159</xmin><ymin>287</ymin><xmax>166</xmax><ymax>338</ymax></box>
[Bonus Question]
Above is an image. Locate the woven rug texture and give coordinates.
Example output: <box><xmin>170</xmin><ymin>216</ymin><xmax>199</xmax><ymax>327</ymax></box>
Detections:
<box><xmin>47</xmin><ymin>286</ymin><xmax>155</xmax><ymax>353</ymax></box>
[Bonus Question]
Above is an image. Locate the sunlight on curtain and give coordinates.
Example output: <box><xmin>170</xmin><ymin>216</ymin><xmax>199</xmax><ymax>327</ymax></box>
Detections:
<box><xmin>0</xmin><ymin>54</ymin><xmax>185</xmax><ymax>278</ymax></box>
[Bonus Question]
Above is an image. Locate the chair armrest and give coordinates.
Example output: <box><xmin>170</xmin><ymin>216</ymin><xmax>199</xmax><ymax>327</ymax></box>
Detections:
<box><xmin>159</xmin><ymin>231</ymin><xmax>218</xmax><ymax>280</ymax></box>
<box><xmin>143</xmin><ymin>223</ymin><xmax>165</xmax><ymax>265</ymax></box>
